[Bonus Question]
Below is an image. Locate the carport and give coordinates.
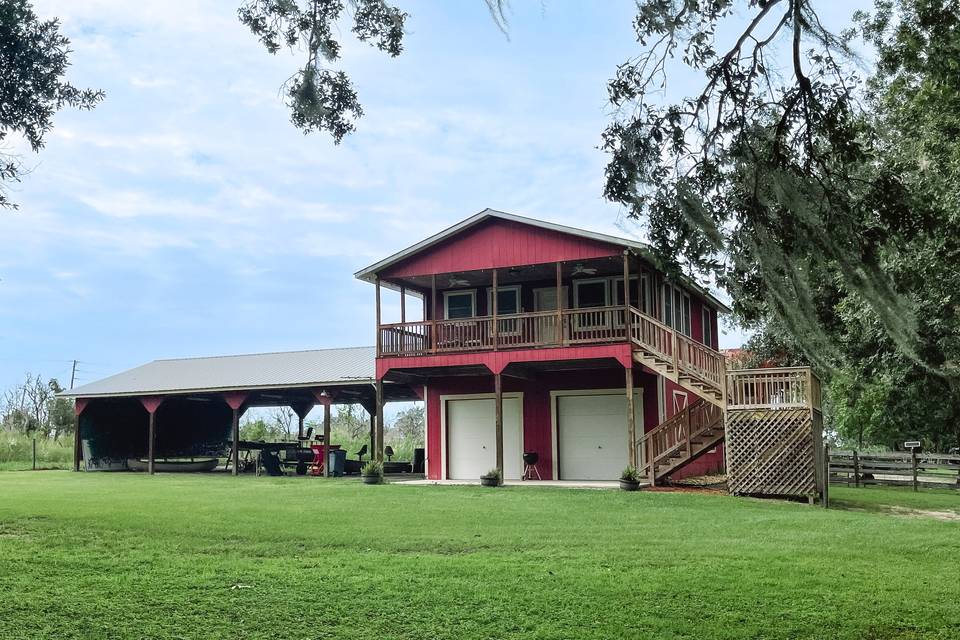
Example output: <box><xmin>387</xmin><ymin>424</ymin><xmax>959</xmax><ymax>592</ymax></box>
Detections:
<box><xmin>61</xmin><ymin>347</ymin><xmax>418</xmax><ymax>474</ymax></box>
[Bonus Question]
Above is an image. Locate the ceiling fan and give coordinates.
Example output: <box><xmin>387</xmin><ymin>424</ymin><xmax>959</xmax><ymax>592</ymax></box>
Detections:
<box><xmin>571</xmin><ymin>263</ymin><xmax>598</xmax><ymax>276</ymax></box>
<box><xmin>447</xmin><ymin>276</ymin><xmax>470</xmax><ymax>287</ymax></box>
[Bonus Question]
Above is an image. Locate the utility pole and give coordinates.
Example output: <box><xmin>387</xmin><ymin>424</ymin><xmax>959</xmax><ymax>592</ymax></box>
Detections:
<box><xmin>69</xmin><ymin>360</ymin><xmax>77</xmax><ymax>390</ymax></box>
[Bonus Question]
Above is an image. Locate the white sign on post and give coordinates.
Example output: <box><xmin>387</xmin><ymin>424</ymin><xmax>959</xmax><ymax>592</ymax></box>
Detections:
<box><xmin>904</xmin><ymin>440</ymin><xmax>921</xmax><ymax>450</ymax></box>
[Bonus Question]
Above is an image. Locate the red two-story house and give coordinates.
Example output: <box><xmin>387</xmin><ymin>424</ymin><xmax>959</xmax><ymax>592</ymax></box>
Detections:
<box><xmin>356</xmin><ymin>209</ymin><xmax>730</xmax><ymax>483</ymax></box>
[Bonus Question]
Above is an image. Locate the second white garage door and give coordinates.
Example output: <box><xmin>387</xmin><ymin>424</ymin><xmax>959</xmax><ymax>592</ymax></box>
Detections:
<box><xmin>556</xmin><ymin>392</ymin><xmax>643</xmax><ymax>480</ymax></box>
<box><xmin>446</xmin><ymin>396</ymin><xmax>522</xmax><ymax>480</ymax></box>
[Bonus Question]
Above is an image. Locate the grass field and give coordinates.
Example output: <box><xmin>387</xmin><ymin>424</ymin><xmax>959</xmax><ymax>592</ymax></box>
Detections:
<box><xmin>0</xmin><ymin>432</ymin><xmax>72</xmax><ymax>471</ymax></box>
<box><xmin>1</xmin><ymin>473</ymin><xmax>958</xmax><ymax>639</ymax></box>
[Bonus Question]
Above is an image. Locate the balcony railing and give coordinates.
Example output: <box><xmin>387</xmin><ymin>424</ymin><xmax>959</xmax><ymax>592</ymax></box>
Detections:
<box><xmin>726</xmin><ymin>367</ymin><xmax>821</xmax><ymax>411</ymax></box>
<box><xmin>378</xmin><ymin>305</ymin><xmax>632</xmax><ymax>356</ymax></box>
<box><xmin>379</xmin><ymin>305</ymin><xmax>725</xmax><ymax>387</ymax></box>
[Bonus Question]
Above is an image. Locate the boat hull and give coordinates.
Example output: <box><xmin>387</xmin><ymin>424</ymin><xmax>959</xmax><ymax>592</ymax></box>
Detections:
<box><xmin>127</xmin><ymin>458</ymin><xmax>219</xmax><ymax>472</ymax></box>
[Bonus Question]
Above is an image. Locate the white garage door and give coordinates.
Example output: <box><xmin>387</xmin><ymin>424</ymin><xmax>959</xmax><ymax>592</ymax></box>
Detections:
<box><xmin>557</xmin><ymin>393</ymin><xmax>642</xmax><ymax>480</ymax></box>
<box><xmin>446</xmin><ymin>396</ymin><xmax>522</xmax><ymax>480</ymax></box>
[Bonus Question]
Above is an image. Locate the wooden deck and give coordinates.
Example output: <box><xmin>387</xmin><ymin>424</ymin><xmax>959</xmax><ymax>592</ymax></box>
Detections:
<box><xmin>725</xmin><ymin>367</ymin><xmax>824</xmax><ymax>499</ymax></box>
<box><xmin>378</xmin><ymin>304</ymin><xmax>728</xmax><ymax>404</ymax></box>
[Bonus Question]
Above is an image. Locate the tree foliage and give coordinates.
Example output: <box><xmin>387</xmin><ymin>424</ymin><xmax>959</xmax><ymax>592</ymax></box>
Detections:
<box><xmin>1</xmin><ymin>374</ymin><xmax>74</xmax><ymax>440</ymax></box>
<box><xmin>604</xmin><ymin>0</ymin><xmax>960</xmax><ymax>449</ymax></box>
<box><xmin>239</xmin><ymin>0</ymin><xmax>510</xmax><ymax>141</ymax></box>
<box><xmin>0</xmin><ymin>0</ymin><xmax>103</xmax><ymax>209</ymax></box>
<box><xmin>238</xmin><ymin>0</ymin><xmax>408</xmax><ymax>143</ymax></box>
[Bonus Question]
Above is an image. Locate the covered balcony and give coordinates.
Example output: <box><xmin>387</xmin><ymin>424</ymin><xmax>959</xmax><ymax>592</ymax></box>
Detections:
<box><xmin>373</xmin><ymin>255</ymin><xmax>726</xmax><ymax>400</ymax></box>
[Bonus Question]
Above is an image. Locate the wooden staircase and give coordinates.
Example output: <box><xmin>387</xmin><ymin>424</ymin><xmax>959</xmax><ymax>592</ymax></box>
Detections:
<box><xmin>628</xmin><ymin>307</ymin><xmax>725</xmax><ymax>408</ymax></box>
<box><xmin>638</xmin><ymin>398</ymin><xmax>725</xmax><ymax>485</ymax></box>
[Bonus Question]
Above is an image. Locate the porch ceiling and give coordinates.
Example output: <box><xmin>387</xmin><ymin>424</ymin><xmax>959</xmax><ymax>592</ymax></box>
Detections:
<box><xmin>383</xmin><ymin>255</ymin><xmax>626</xmax><ymax>292</ymax></box>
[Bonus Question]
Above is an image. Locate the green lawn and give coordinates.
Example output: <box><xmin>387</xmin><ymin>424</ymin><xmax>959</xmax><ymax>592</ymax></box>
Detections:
<box><xmin>1</xmin><ymin>474</ymin><xmax>958</xmax><ymax>640</ymax></box>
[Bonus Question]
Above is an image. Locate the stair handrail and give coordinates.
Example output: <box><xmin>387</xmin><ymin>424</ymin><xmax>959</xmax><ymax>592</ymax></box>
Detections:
<box><xmin>637</xmin><ymin>398</ymin><xmax>724</xmax><ymax>480</ymax></box>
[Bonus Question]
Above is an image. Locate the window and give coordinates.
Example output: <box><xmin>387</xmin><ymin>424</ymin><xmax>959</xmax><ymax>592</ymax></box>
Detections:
<box><xmin>612</xmin><ymin>276</ymin><xmax>638</xmax><ymax>308</ymax></box>
<box><xmin>486</xmin><ymin>286</ymin><xmax>520</xmax><ymax>315</ymax></box>
<box><xmin>573</xmin><ymin>279</ymin><xmax>608</xmax><ymax>308</ymax></box>
<box><xmin>573</xmin><ymin>278</ymin><xmax>609</xmax><ymax>330</ymax></box>
<box><xmin>443</xmin><ymin>290</ymin><xmax>475</xmax><ymax>319</ymax></box>
<box><xmin>662</xmin><ymin>284</ymin><xmax>673</xmax><ymax>327</ymax></box>
<box><xmin>702</xmin><ymin>306</ymin><xmax>713</xmax><ymax>348</ymax></box>
<box><xmin>488</xmin><ymin>285</ymin><xmax>521</xmax><ymax>335</ymax></box>
<box><xmin>662</xmin><ymin>284</ymin><xmax>692</xmax><ymax>336</ymax></box>
<box><xmin>613</xmin><ymin>273</ymin><xmax>652</xmax><ymax>314</ymax></box>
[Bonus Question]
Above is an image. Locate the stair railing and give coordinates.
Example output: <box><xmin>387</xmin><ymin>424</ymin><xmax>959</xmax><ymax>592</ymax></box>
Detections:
<box><xmin>638</xmin><ymin>399</ymin><xmax>724</xmax><ymax>484</ymax></box>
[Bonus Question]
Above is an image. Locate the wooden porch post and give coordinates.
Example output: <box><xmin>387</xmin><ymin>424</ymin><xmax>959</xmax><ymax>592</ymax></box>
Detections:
<box><xmin>491</xmin><ymin>268</ymin><xmax>498</xmax><ymax>350</ymax></box>
<box><xmin>375</xmin><ymin>379</ymin><xmax>385</xmax><ymax>462</ymax></box>
<box><xmin>622</xmin><ymin>251</ymin><xmax>632</xmax><ymax>340</ymax></box>
<box><xmin>625</xmin><ymin>366</ymin><xmax>636</xmax><ymax>468</ymax></box>
<box><xmin>431</xmin><ymin>274</ymin><xmax>437</xmax><ymax>354</ymax></box>
<box><xmin>369</xmin><ymin>410</ymin><xmax>376</xmax><ymax>456</ymax></box>
<box><xmin>375</xmin><ymin>277</ymin><xmax>382</xmax><ymax>356</ymax></box>
<box><xmin>494</xmin><ymin>372</ymin><xmax>504</xmax><ymax>478</ymax></box>
<box><xmin>400</xmin><ymin>286</ymin><xmax>406</xmax><ymax>325</ymax></box>
<box><xmin>555</xmin><ymin>261</ymin><xmax>563</xmax><ymax>346</ymax></box>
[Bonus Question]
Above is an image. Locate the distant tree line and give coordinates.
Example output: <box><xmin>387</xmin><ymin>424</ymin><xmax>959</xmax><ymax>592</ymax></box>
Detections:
<box><xmin>0</xmin><ymin>373</ymin><xmax>75</xmax><ymax>440</ymax></box>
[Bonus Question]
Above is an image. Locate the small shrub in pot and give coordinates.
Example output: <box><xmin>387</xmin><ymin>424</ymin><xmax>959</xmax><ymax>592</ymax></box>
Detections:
<box><xmin>480</xmin><ymin>467</ymin><xmax>502</xmax><ymax>487</ymax></box>
<box><xmin>361</xmin><ymin>460</ymin><xmax>384</xmax><ymax>485</ymax></box>
<box><xmin>619</xmin><ymin>465</ymin><xmax>641</xmax><ymax>491</ymax></box>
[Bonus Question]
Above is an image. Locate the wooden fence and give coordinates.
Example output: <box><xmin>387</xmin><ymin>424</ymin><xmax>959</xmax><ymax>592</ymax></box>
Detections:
<box><xmin>828</xmin><ymin>450</ymin><xmax>960</xmax><ymax>490</ymax></box>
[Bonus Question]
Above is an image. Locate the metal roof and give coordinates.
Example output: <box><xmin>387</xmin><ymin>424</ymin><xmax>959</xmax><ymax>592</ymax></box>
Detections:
<box><xmin>354</xmin><ymin>208</ymin><xmax>731</xmax><ymax>313</ymax></box>
<box><xmin>63</xmin><ymin>346</ymin><xmax>376</xmax><ymax>398</ymax></box>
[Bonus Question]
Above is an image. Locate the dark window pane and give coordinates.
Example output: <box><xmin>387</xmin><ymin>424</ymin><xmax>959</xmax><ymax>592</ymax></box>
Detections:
<box><xmin>576</xmin><ymin>281</ymin><xmax>606</xmax><ymax>308</ymax></box>
<box><xmin>446</xmin><ymin>293</ymin><xmax>474</xmax><ymax>319</ymax></box>
<box><xmin>496</xmin><ymin>289</ymin><xmax>519</xmax><ymax>315</ymax></box>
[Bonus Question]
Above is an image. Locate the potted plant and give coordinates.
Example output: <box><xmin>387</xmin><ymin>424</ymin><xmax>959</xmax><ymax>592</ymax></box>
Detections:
<box><xmin>361</xmin><ymin>460</ymin><xmax>384</xmax><ymax>485</ymax></box>
<box><xmin>480</xmin><ymin>467</ymin><xmax>502</xmax><ymax>487</ymax></box>
<box><xmin>619</xmin><ymin>465</ymin><xmax>641</xmax><ymax>491</ymax></box>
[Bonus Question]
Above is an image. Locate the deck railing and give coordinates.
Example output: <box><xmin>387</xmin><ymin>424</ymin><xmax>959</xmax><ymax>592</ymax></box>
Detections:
<box><xmin>379</xmin><ymin>305</ymin><xmax>641</xmax><ymax>356</ymax></box>
<box><xmin>380</xmin><ymin>306</ymin><xmax>727</xmax><ymax>388</ymax></box>
<box><xmin>638</xmin><ymin>398</ymin><xmax>723</xmax><ymax>481</ymax></box>
<box><xmin>726</xmin><ymin>367</ymin><xmax>821</xmax><ymax>411</ymax></box>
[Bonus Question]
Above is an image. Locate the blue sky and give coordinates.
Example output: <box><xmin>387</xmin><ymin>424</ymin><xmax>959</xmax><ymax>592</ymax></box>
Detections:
<box><xmin>1</xmin><ymin>0</ymin><xmax>871</xmax><ymax>392</ymax></box>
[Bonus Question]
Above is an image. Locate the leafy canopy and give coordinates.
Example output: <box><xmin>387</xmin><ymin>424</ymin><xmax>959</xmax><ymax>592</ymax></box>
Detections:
<box><xmin>0</xmin><ymin>0</ymin><xmax>103</xmax><ymax>209</ymax></box>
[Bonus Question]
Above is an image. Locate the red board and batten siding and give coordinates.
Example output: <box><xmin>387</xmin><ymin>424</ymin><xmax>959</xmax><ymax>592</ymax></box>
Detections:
<box><xmin>381</xmin><ymin>218</ymin><xmax>622</xmax><ymax>278</ymax></box>
<box><xmin>424</xmin><ymin>368</ymin><xmax>661</xmax><ymax>480</ymax></box>
<box><xmin>662</xmin><ymin>377</ymin><xmax>725</xmax><ymax>478</ymax></box>
<box><xmin>377</xmin><ymin>343</ymin><xmax>635</xmax><ymax>379</ymax></box>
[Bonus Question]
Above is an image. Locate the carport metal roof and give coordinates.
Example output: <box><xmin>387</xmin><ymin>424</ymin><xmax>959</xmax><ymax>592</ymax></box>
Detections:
<box><xmin>62</xmin><ymin>346</ymin><xmax>379</xmax><ymax>399</ymax></box>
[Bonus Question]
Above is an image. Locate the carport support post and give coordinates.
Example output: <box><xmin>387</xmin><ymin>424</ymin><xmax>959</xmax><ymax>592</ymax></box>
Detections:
<box><xmin>375</xmin><ymin>379</ymin><xmax>385</xmax><ymax>462</ymax></box>
<box><xmin>72</xmin><ymin>398</ymin><xmax>89</xmax><ymax>472</ymax></box>
<box><xmin>139</xmin><ymin>397</ymin><xmax>164</xmax><ymax>475</ymax></box>
<box><xmin>231</xmin><ymin>409</ymin><xmax>240</xmax><ymax>475</ymax></box>
<box><xmin>625</xmin><ymin>366</ymin><xmax>636</xmax><ymax>468</ymax></box>
<box><xmin>324</xmin><ymin>402</ymin><xmax>332</xmax><ymax>476</ymax></box>
<box><xmin>149</xmin><ymin>412</ymin><xmax>157</xmax><ymax>474</ymax></box>
<box><xmin>494</xmin><ymin>372</ymin><xmax>504</xmax><ymax>477</ymax></box>
<box><xmin>223</xmin><ymin>393</ymin><xmax>248</xmax><ymax>476</ymax></box>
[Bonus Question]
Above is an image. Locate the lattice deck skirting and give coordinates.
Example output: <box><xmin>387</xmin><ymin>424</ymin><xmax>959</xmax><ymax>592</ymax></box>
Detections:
<box><xmin>725</xmin><ymin>407</ymin><xmax>824</xmax><ymax>498</ymax></box>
